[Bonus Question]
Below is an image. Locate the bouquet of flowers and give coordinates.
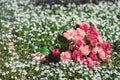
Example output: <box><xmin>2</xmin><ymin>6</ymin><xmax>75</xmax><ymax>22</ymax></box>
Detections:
<box><xmin>32</xmin><ymin>21</ymin><xmax>112</xmax><ymax>68</ymax></box>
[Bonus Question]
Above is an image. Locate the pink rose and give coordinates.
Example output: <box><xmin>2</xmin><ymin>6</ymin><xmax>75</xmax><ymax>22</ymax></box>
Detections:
<box><xmin>80</xmin><ymin>45</ymin><xmax>90</xmax><ymax>56</ymax></box>
<box><xmin>87</xmin><ymin>32</ymin><xmax>98</xmax><ymax>46</ymax></box>
<box><xmin>75</xmin><ymin>21</ymin><xmax>82</xmax><ymax>27</ymax></box>
<box><xmin>76</xmin><ymin>28</ymin><xmax>86</xmax><ymax>38</ymax></box>
<box><xmin>73</xmin><ymin>35</ymin><xmax>83</xmax><ymax>42</ymax></box>
<box><xmin>63</xmin><ymin>29</ymin><xmax>76</xmax><ymax>40</ymax></box>
<box><xmin>76</xmin><ymin>55</ymin><xmax>86</xmax><ymax>62</ymax></box>
<box><xmin>101</xmin><ymin>42</ymin><xmax>111</xmax><ymax>55</ymax></box>
<box><xmin>76</xmin><ymin>40</ymin><xmax>83</xmax><ymax>48</ymax></box>
<box><xmin>93</xmin><ymin>61</ymin><xmax>100</xmax><ymax>67</ymax></box>
<box><xmin>90</xmin><ymin>52</ymin><xmax>97</xmax><ymax>60</ymax></box>
<box><xmin>88</xmin><ymin>26</ymin><xmax>99</xmax><ymax>36</ymax></box>
<box><xmin>80</xmin><ymin>22</ymin><xmax>90</xmax><ymax>32</ymax></box>
<box><xmin>87</xmin><ymin>26</ymin><xmax>99</xmax><ymax>46</ymax></box>
<box><xmin>92</xmin><ymin>46</ymin><xmax>99</xmax><ymax>53</ymax></box>
<box><xmin>71</xmin><ymin>50</ymin><xmax>86</xmax><ymax>62</ymax></box>
<box><xmin>85</xmin><ymin>57</ymin><xmax>93</xmax><ymax>68</ymax></box>
<box><xmin>60</xmin><ymin>51</ymin><xmax>71</xmax><ymax>62</ymax></box>
<box><xmin>97</xmin><ymin>35</ymin><xmax>103</xmax><ymax>43</ymax></box>
<box><xmin>72</xmin><ymin>50</ymin><xmax>80</xmax><ymax>60</ymax></box>
<box><xmin>98</xmin><ymin>48</ymin><xmax>107</xmax><ymax>61</ymax></box>
<box><xmin>75</xmin><ymin>21</ymin><xmax>90</xmax><ymax>32</ymax></box>
<box><xmin>91</xmin><ymin>39</ymin><xmax>98</xmax><ymax>46</ymax></box>
<box><xmin>87</xmin><ymin>32</ymin><xmax>97</xmax><ymax>41</ymax></box>
<box><xmin>63</xmin><ymin>32</ymin><xmax>72</xmax><ymax>40</ymax></box>
<box><xmin>52</xmin><ymin>48</ymin><xmax>60</xmax><ymax>56</ymax></box>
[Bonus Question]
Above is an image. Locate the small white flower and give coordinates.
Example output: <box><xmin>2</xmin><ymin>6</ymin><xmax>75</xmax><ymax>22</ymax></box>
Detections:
<box><xmin>35</xmin><ymin>66</ymin><xmax>39</xmax><ymax>71</ymax></box>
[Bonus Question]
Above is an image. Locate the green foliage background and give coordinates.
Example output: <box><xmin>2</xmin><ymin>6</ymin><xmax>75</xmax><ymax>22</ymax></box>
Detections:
<box><xmin>0</xmin><ymin>0</ymin><xmax>120</xmax><ymax>79</ymax></box>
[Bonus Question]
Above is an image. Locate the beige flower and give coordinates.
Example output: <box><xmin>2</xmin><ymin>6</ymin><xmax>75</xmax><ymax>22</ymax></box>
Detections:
<box><xmin>8</xmin><ymin>42</ymin><xmax>15</xmax><ymax>51</ymax></box>
<box><xmin>8</xmin><ymin>42</ymin><xmax>19</xmax><ymax>58</ymax></box>
<box><xmin>31</xmin><ymin>52</ymin><xmax>46</xmax><ymax>63</ymax></box>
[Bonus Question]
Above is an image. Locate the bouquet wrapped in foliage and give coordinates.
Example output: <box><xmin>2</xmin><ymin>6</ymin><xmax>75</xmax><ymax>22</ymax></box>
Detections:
<box><xmin>32</xmin><ymin>21</ymin><xmax>112</xmax><ymax>68</ymax></box>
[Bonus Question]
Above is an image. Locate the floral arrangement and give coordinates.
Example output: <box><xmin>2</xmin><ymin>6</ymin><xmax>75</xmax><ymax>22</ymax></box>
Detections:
<box><xmin>32</xmin><ymin>21</ymin><xmax>112</xmax><ymax>68</ymax></box>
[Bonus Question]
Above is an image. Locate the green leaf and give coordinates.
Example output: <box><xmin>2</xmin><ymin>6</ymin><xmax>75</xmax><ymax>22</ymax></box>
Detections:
<box><xmin>60</xmin><ymin>43</ymin><xmax>68</xmax><ymax>52</ymax></box>
<box><xmin>39</xmin><ymin>47</ymin><xmax>50</xmax><ymax>56</ymax></box>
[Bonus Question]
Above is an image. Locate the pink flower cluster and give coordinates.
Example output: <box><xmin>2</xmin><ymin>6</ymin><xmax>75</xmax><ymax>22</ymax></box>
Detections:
<box><xmin>59</xmin><ymin>21</ymin><xmax>111</xmax><ymax>68</ymax></box>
